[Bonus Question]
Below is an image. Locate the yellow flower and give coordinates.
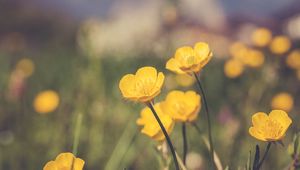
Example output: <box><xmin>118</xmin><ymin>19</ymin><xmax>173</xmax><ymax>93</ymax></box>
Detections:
<box><xmin>175</xmin><ymin>74</ymin><xmax>195</xmax><ymax>87</ymax></box>
<box><xmin>249</xmin><ymin>110</ymin><xmax>292</xmax><ymax>141</ymax></box>
<box><xmin>15</xmin><ymin>58</ymin><xmax>35</xmax><ymax>78</ymax></box>
<box><xmin>119</xmin><ymin>66</ymin><xmax>165</xmax><ymax>103</ymax></box>
<box><xmin>286</xmin><ymin>50</ymin><xmax>300</xmax><ymax>70</ymax></box>
<box><xmin>269</xmin><ymin>36</ymin><xmax>291</xmax><ymax>55</ymax></box>
<box><xmin>166</xmin><ymin>42</ymin><xmax>212</xmax><ymax>74</ymax></box>
<box><xmin>251</xmin><ymin>27</ymin><xmax>272</xmax><ymax>47</ymax></box>
<box><xmin>33</xmin><ymin>90</ymin><xmax>60</xmax><ymax>114</ymax></box>
<box><xmin>271</xmin><ymin>92</ymin><xmax>294</xmax><ymax>112</ymax></box>
<box><xmin>160</xmin><ymin>90</ymin><xmax>201</xmax><ymax>122</ymax></box>
<box><xmin>224</xmin><ymin>59</ymin><xmax>244</xmax><ymax>78</ymax></box>
<box><xmin>43</xmin><ymin>152</ymin><xmax>84</xmax><ymax>170</ymax></box>
<box><xmin>244</xmin><ymin>49</ymin><xmax>265</xmax><ymax>68</ymax></box>
<box><xmin>137</xmin><ymin>103</ymin><xmax>174</xmax><ymax>141</ymax></box>
<box><xmin>229</xmin><ymin>42</ymin><xmax>248</xmax><ymax>61</ymax></box>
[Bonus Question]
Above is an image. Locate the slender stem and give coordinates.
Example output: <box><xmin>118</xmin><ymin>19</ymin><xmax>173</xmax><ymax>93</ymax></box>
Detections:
<box><xmin>147</xmin><ymin>103</ymin><xmax>179</xmax><ymax>170</ymax></box>
<box><xmin>72</xmin><ymin>113</ymin><xmax>83</xmax><ymax>156</ymax></box>
<box><xmin>256</xmin><ymin>142</ymin><xmax>272</xmax><ymax>169</ymax></box>
<box><xmin>192</xmin><ymin>123</ymin><xmax>223</xmax><ymax>170</ymax></box>
<box><xmin>192</xmin><ymin>122</ymin><xmax>203</xmax><ymax>134</ymax></box>
<box><xmin>193</xmin><ymin>72</ymin><xmax>216</xmax><ymax>169</ymax></box>
<box><xmin>182</xmin><ymin>123</ymin><xmax>188</xmax><ymax>165</ymax></box>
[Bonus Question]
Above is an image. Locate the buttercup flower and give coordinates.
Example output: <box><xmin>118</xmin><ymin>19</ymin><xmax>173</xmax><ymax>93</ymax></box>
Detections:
<box><xmin>166</xmin><ymin>42</ymin><xmax>212</xmax><ymax>74</ymax></box>
<box><xmin>229</xmin><ymin>42</ymin><xmax>248</xmax><ymax>61</ymax></box>
<box><xmin>119</xmin><ymin>66</ymin><xmax>164</xmax><ymax>103</ymax></box>
<box><xmin>271</xmin><ymin>92</ymin><xmax>294</xmax><ymax>112</ymax></box>
<box><xmin>251</xmin><ymin>27</ymin><xmax>272</xmax><ymax>47</ymax></box>
<box><xmin>43</xmin><ymin>152</ymin><xmax>84</xmax><ymax>170</ymax></box>
<box><xmin>244</xmin><ymin>49</ymin><xmax>265</xmax><ymax>68</ymax></box>
<box><xmin>249</xmin><ymin>110</ymin><xmax>292</xmax><ymax>141</ymax></box>
<box><xmin>33</xmin><ymin>90</ymin><xmax>60</xmax><ymax>114</ymax></box>
<box><xmin>15</xmin><ymin>58</ymin><xmax>35</xmax><ymax>78</ymax></box>
<box><xmin>269</xmin><ymin>36</ymin><xmax>291</xmax><ymax>55</ymax></box>
<box><xmin>137</xmin><ymin>103</ymin><xmax>174</xmax><ymax>141</ymax></box>
<box><xmin>286</xmin><ymin>50</ymin><xmax>300</xmax><ymax>70</ymax></box>
<box><xmin>160</xmin><ymin>90</ymin><xmax>201</xmax><ymax>122</ymax></box>
<box><xmin>224</xmin><ymin>59</ymin><xmax>244</xmax><ymax>78</ymax></box>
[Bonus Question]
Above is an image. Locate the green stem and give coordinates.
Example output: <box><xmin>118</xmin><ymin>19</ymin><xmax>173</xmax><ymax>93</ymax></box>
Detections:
<box><xmin>72</xmin><ymin>113</ymin><xmax>83</xmax><ymax>156</ymax></box>
<box><xmin>147</xmin><ymin>103</ymin><xmax>179</xmax><ymax>170</ymax></box>
<box><xmin>182</xmin><ymin>123</ymin><xmax>188</xmax><ymax>165</ymax></box>
<box><xmin>193</xmin><ymin>72</ymin><xmax>216</xmax><ymax>169</ymax></box>
<box><xmin>256</xmin><ymin>142</ymin><xmax>272</xmax><ymax>170</ymax></box>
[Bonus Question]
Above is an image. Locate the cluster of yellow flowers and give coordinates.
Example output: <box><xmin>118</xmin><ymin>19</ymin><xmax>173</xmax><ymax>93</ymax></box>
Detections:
<box><xmin>224</xmin><ymin>27</ymin><xmax>295</xmax><ymax>79</ymax></box>
<box><xmin>40</xmin><ymin>39</ymin><xmax>295</xmax><ymax>169</ymax></box>
<box><xmin>225</xmin><ymin>42</ymin><xmax>265</xmax><ymax>78</ymax></box>
<box><xmin>120</xmin><ymin>67</ymin><xmax>202</xmax><ymax>141</ymax></box>
<box><xmin>250</xmin><ymin>27</ymin><xmax>300</xmax><ymax>80</ymax></box>
<box><xmin>251</xmin><ymin>27</ymin><xmax>291</xmax><ymax>55</ymax></box>
<box><xmin>119</xmin><ymin>42</ymin><xmax>211</xmax><ymax>141</ymax></box>
<box><xmin>119</xmin><ymin>42</ymin><xmax>212</xmax><ymax>169</ymax></box>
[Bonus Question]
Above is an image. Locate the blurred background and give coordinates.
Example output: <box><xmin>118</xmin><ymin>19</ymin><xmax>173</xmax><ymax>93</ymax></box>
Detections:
<box><xmin>1</xmin><ymin>0</ymin><xmax>300</xmax><ymax>169</ymax></box>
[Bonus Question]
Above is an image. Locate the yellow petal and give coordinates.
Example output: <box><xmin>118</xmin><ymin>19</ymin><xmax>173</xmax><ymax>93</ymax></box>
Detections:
<box><xmin>249</xmin><ymin>127</ymin><xmax>267</xmax><ymax>141</ymax></box>
<box><xmin>252</xmin><ymin>112</ymin><xmax>268</xmax><ymax>129</ymax></box>
<box><xmin>55</xmin><ymin>153</ymin><xmax>74</xmax><ymax>168</ymax></box>
<box><xmin>119</xmin><ymin>74</ymin><xmax>136</xmax><ymax>98</ymax></box>
<box><xmin>74</xmin><ymin>158</ymin><xmax>85</xmax><ymax>170</ymax></box>
<box><xmin>269</xmin><ymin>110</ymin><xmax>292</xmax><ymax>131</ymax></box>
<box><xmin>135</xmin><ymin>66</ymin><xmax>157</xmax><ymax>80</ymax></box>
<box><xmin>194</xmin><ymin>42</ymin><xmax>212</xmax><ymax>66</ymax></box>
<box><xmin>43</xmin><ymin>161</ymin><xmax>59</xmax><ymax>170</ymax></box>
<box><xmin>166</xmin><ymin>58</ymin><xmax>185</xmax><ymax>74</ymax></box>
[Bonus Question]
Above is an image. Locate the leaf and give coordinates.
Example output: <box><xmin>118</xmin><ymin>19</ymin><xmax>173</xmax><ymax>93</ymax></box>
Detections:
<box><xmin>295</xmin><ymin>133</ymin><xmax>300</xmax><ymax>156</ymax></box>
<box><xmin>246</xmin><ymin>150</ymin><xmax>251</xmax><ymax>170</ymax></box>
<box><xmin>253</xmin><ymin>145</ymin><xmax>260</xmax><ymax>170</ymax></box>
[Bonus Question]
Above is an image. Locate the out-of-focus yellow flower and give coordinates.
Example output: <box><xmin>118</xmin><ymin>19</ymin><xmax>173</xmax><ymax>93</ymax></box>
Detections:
<box><xmin>119</xmin><ymin>66</ymin><xmax>164</xmax><ymax>103</ymax></box>
<box><xmin>224</xmin><ymin>59</ymin><xmax>244</xmax><ymax>78</ymax></box>
<box><xmin>271</xmin><ymin>92</ymin><xmax>294</xmax><ymax>112</ymax></box>
<box><xmin>15</xmin><ymin>58</ymin><xmax>35</xmax><ymax>78</ymax></box>
<box><xmin>286</xmin><ymin>50</ymin><xmax>300</xmax><ymax>69</ymax></box>
<box><xmin>160</xmin><ymin>90</ymin><xmax>201</xmax><ymax>122</ymax></box>
<box><xmin>33</xmin><ymin>90</ymin><xmax>60</xmax><ymax>114</ymax></box>
<box><xmin>229</xmin><ymin>42</ymin><xmax>248</xmax><ymax>61</ymax></box>
<box><xmin>166</xmin><ymin>42</ymin><xmax>212</xmax><ymax>74</ymax></box>
<box><xmin>244</xmin><ymin>49</ymin><xmax>265</xmax><ymax>68</ymax></box>
<box><xmin>249</xmin><ymin>110</ymin><xmax>292</xmax><ymax>141</ymax></box>
<box><xmin>137</xmin><ymin>103</ymin><xmax>174</xmax><ymax>141</ymax></box>
<box><xmin>43</xmin><ymin>152</ymin><xmax>84</xmax><ymax>170</ymax></box>
<box><xmin>251</xmin><ymin>27</ymin><xmax>272</xmax><ymax>47</ymax></box>
<box><xmin>175</xmin><ymin>74</ymin><xmax>195</xmax><ymax>87</ymax></box>
<box><xmin>269</xmin><ymin>36</ymin><xmax>291</xmax><ymax>55</ymax></box>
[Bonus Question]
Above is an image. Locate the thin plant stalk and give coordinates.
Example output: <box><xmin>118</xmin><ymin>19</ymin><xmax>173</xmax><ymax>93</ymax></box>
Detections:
<box><xmin>72</xmin><ymin>113</ymin><xmax>83</xmax><ymax>156</ymax></box>
<box><xmin>256</xmin><ymin>142</ymin><xmax>272</xmax><ymax>170</ymax></box>
<box><xmin>182</xmin><ymin>123</ymin><xmax>188</xmax><ymax>165</ymax></box>
<box><xmin>193</xmin><ymin>72</ymin><xmax>216</xmax><ymax>169</ymax></box>
<box><xmin>147</xmin><ymin>102</ymin><xmax>179</xmax><ymax>170</ymax></box>
<box><xmin>192</xmin><ymin>123</ymin><xmax>223</xmax><ymax>170</ymax></box>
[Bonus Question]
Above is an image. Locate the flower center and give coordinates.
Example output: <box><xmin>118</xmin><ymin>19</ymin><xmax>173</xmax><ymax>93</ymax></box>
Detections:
<box><xmin>135</xmin><ymin>77</ymin><xmax>156</xmax><ymax>95</ymax></box>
